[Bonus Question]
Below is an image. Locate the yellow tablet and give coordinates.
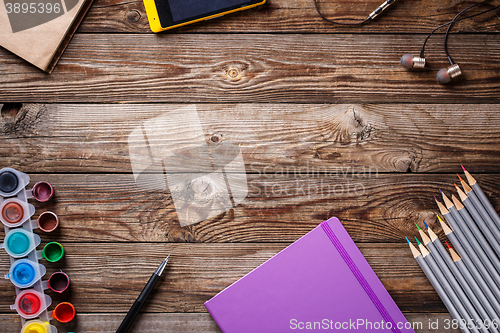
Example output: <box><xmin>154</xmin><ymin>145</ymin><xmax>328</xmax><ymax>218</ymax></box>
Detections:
<box><xmin>144</xmin><ymin>0</ymin><xmax>266</xmax><ymax>33</ymax></box>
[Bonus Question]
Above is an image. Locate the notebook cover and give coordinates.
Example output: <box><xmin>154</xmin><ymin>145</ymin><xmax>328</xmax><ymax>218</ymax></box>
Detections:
<box><xmin>205</xmin><ymin>217</ymin><xmax>414</xmax><ymax>333</ymax></box>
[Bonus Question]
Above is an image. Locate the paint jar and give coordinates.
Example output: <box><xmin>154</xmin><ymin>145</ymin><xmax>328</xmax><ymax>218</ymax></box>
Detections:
<box><xmin>42</xmin><ymin>242</ymin><xmax>64</xmax><ymax>262</ymax></box>
<box><xmin>11</xmin><ymin>289</ymin><xmax>52</xmax><ymax>319</ymax></box>
<box><xmin>1</xmin><ymin>228</ymin><xmax>41</xmax><ymax>258</ymax></box>
<box><xmin>20</xmin><ymin>320</ymin><xmax>58</xmax><ymax>333</ymax></box>
<box><xmin>37</xmin><ymin>212</ymin><xmax>59</xmax><ymax>232</ymax></box>
<box><xmin>0</xmin><ymin>167</ymin><xmax>30</xmax><ymax>197</ymax></box>
<box><xmin>47</xmin><ymin>271</ymin><xmax>70</xmax><ymax>293</ymax></box>
<box><xmin>32</xmin><ymin>181</ymin><xmax>54</xmax><ymax>202</ymax></box>
<box><xmin>5</xmin><ymin>258</ymin><xmax>46</xmax><ymax>289</ymax></box>
<box><xmin>52</xmin><ymin>302</ymin><xmax>75</xmax><ymax>323</ymax></box>
<box><xmin>0</xmin><ymin>198</ymin><xmax>35</xmax><ymax>228</ymax></box>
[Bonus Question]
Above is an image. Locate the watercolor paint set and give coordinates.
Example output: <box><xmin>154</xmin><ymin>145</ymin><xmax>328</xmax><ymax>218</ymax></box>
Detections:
<box><xmin>0</xmin><ymin>168</ymin><xmax>75</xmax><ymax>333</ymax></box>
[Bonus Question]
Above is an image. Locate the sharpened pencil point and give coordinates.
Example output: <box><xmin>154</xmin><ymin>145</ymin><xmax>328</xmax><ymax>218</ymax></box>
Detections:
<box><xmin>423</xmin><ymin>221</ymin><xmax>429</xmax><ymax>230</ymax></box>
<box><xmin>445</xmin><ymin>241</ymin><xmax>451</xmax><ymax>249</ymax></box>
<box><xmin>434</xmin><ymin>196</ymin><xmax>440</xmax><ymax>203</ymax></box>
<box><xmin>437</xmin><ymin>214</ymin><xmax>443</xmax><ymax>222</ymax></box>
<box><xmin>439</xmin><ymin>189</ymin><xmax>443</xmax><ymax>195</ymax></box>
<box><xmin>414</xmin><ymin>236</ymin><xmax>421</xmax><ymax>245</ymax></box>
<box><xmin>405</xmin><ymin>236</ymin><xmax>411</xmax><ymax>244</ymax></box>
<box><xmin>457</xmin><ymin>174</ymin><xmax>464</xmax><ymax>182</ymax></box>
<box><xmin>461</xmin><ymin>165</ymin><xmax>467</xmax><ymax>172</ymax></box>
<box><xmin>415</xmin><ymin>222</ymin><xmax>421</xmax><ymax>230</ymax></box>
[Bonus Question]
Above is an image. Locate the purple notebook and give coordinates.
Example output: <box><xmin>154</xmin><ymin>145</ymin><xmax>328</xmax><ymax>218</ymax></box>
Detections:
<box><xmin>205</xmin><ymin>217</ymin><xmax>415</xmax><ymax>333</ymax></box>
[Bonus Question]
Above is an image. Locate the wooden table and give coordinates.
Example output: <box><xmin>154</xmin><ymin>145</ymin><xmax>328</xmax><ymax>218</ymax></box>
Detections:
<box><xmin>1</xmin><ymin>0</ymin><xmax>500</xmax><ymax>332</ymax></box>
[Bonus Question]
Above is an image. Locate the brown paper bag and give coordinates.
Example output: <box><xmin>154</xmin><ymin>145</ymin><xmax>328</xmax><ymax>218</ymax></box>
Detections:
<box><xmin>0</xmin><ymin>0</ymin><xmax>93</xmax><ymax>72</ymax></box>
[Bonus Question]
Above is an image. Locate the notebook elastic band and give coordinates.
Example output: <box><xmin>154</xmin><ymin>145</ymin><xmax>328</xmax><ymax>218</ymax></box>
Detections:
<box><xmin>321</xmin><ymin>222</ymin><xmax>402</xmax><ymax>333</ymax></box>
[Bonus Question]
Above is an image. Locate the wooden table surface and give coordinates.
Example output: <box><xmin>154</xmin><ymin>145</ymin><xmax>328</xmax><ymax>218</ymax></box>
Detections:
<box><xmin>1</xmin><ymin>0</ymin><xmax>500</xmax><ymax>332</ymax></box>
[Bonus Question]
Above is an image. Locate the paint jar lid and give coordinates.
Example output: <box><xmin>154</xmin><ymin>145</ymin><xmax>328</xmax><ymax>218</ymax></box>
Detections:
<box><xmin>3</xmin><ymin>229</ymin><xmax>40</xmax><ymax>258</ymax></box>
<box><xmin>21</xmin><ymin>320</ymin><xmax>57</xmax><ymax>333</ymax></box>
<box><xmin>37</xmin><ymin>211</ymin><xmax>59</xmax><ymax>233</ymax></box>
<box><xmin>21</xmin><ymin>320</ymin><xmax>49</xmax><ymax>333</ymax></box>
<box><xmin>52</xmin><ymin>302</ymin><xmax>75</xmax><ymax>323</ymax></box>
<box><xmin>0</xmin><ymin>198</ymin><xmax>35</xmax><ymax>228</ymax></box>
<box><xmin>20</xmin><ymin>292</ymin><xmax>41</xmax><ymax>315</ymax></box>
<box><xmin>0</xmin><ymin>171</ymin><xmax>18</xmax><ymax>194</ymax></box>
<box><xmin>0</xmin><ymin>167</ymin><xmax>30</xmax><ymax>197</ymax></box>
<box><xmin>6</xmin><ymin>259</ymin><xmax>46</xmax><ymax>289</ymax></box>
<box><xmin>32</xmin><ymin>181</ymin><xmax>53</xmax><ymax>202</ymax></box>
<box><xmin>42</xmin><ymin>242</ymin><xmax>64</xmax><ymax>262</ymax></box>
<box><xmin>12</xmin><ymin>289</ymin><xmax>51</xmax><ymax>319</ymax></box>
<box><xmin>47</xmin><ymin>271</ymin><xmax>70</xmax><ymax>293</ymax></box>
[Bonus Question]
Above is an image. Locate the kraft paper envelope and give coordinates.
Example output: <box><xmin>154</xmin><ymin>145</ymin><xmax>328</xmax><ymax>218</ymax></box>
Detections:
<box><xmin>0</xmin><ymin>0</ymin><xmax>93</xmax><ymax>72</ymax></box>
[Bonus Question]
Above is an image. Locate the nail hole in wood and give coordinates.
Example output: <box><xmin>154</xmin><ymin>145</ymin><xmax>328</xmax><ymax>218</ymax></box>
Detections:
<box><xmin>1</xmin><ymin>103</ymin><xmax>22</xmax><ymax>118</ymax></box>
<box><xmin>127</xmin><ymin>10</ymin><xmax>141</xmax><ymax>23</ymax></box>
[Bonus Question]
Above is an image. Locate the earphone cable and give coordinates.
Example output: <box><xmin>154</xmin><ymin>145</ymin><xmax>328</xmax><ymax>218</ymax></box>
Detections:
<box><xmin>419</xmin><ymin>0</ymin><xmax>496</xmax><ymax>59</ymax></box>
<box><xmin>313</xmin><ymin>0</ymin><xmax>369</xmax><ymax>25</ymax></box>
<box><xmin>445</xmin><ymin>0</ymin><xmax>494</xmax><ymax>65</ymax></box>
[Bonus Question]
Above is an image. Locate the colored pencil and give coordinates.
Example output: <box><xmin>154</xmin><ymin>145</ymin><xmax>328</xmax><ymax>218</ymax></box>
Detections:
<box><xmin>442</xmin><ymin>189</ymin><xmax>500</xmax><ymax>278</ymax></box>
<box><xmin>416</xmin><ymin>237</ymin><xmax>479</xmax><ymax>333</ymax></box>
<box><xmin>438</xmin><ymin>215</ymin><xmax>500</xmax><ymax>306</ymax></box>
<box><xmin>455</xmin><ymin>183</ymin><xmax>500</xmax><ymax>257</ymax></box>
<box><xmin>459</xmin><ymin>171</ymin><xmax>500</xmax><ymax>239</ymax></box>
<box><xmin>422</xmin><ymin>223</ymin><xmax>500</xmax><ymax>327</ymax></box>
<box><xmin>451</xmin><ymin>193</ymin><xmax>500</xmax><ymax>274</ymax></box>
<box><xmin>445</xmin><ymin>241</ymin><xmax>500</xmax><ymax>321</ymax></box>
<box><xmin>416</xmin><ymin>226</ymin><xmax>489</xmax><ymax>333</ymax></box>
<box><xmin>406</xmin><ymin>238</ymin><xmax>470</xmax><ymax>333</ymax></box>
<box><xmin>462</xmin><ymin>166</ymin><xmax>500</xmax><ymax>231</ymax></box>
<box><xmin>436</xmin><ymin>196</ymin><xmax>500</xmax><ymax>293</ymax></box>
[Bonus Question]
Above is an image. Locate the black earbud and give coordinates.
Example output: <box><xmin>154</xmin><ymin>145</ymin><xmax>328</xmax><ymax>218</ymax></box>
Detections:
<box><xmin>400</xmin><ymin>54</ymin><xmax>426</xmax><ymax>69</ymax></box>
<box><xmin>399</xmin><ymin>1</ymin><xmax>498</xmax><ymax>84</ymax></box>
<box><xmin>436</xmin><ymin>64</ymin><xmax>462</xmax><ymax>84</ymax></box>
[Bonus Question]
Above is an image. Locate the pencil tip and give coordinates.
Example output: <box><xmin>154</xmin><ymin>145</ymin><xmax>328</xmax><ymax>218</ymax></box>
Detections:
<box><xmin>437</xmin><ymin>214</ymin><xmax>443</xmax><ymax>222</ymax></box>
<box><xmin>457</xmin><ymin>174</ymin><xmax>464</xmax><ymax>182</ymax></box>
<box><xmin>414</xmin><ymin>236</ymin><xmax>421</xmax><ymax>245</ymax></box>
<box><xmin>405</xmin><ymin>236</ymin><xmax>411</xmax><ymax>244</ymax></box>
<box><xmin>439</xmin><ymin>189</ymin><xmax>443</xmax><ymax>195</ymax></box>
<box><xmin>461</xmin><ymin>165</ymin><xmax>466</xmax><ymax>172</ymax></box>
<box><xmin>415</xmin><ymin>222</ymin><xmax>421</xmax><ymax>230</ymax></box>
<box><xmin>445</xmin><ymin>241</ymin><xmax>451</xmax><ymax>249</ymax></box>
<box><xmin>434</xmin><ymin>196</ymin><xmax>440</xmax><ymax>203</ymax></box>
<box><xmin>423</xmin><ymin>221</ymin><xmax>429</xmax><ymax>230</ymax></box>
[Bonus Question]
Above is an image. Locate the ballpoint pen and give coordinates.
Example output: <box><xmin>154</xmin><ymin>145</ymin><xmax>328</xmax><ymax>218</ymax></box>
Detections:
<box><xmin>116</xmin><ymin>254</ymin><xmax>171</xmax><ymax>333</ymax></box>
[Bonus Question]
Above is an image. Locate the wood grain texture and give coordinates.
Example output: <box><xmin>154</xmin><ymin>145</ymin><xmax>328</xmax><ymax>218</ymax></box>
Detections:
<box><xmin>0</xmin><ymin>173</ymin><xmax>496</xmax><ymax>243</ymax></box>
<box><xmin>0</xmin><ymin>313</ymin><xmax>460</xmax><ymax>332</ymax></box>
<box><xmin>0</xmin><ymin>243</ymin><xmax>446</xmax><ymax>313</ymax></box>
<box><xmin>1</xmin><ymin>103</ymin><xmax>500</xmax><ymax>174</ymax></box>
<box><xmin>80</xmin><ymin>0</ymin><xmax>500</xmax><ymax>33</ymax></box>
<box><xmin>1</xmin><ymin>34</ymin><xmax>500</xmax><ymax>103</ymax></box>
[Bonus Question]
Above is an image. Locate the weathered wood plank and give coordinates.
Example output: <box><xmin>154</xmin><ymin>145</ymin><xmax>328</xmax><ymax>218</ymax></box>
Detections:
<box><xmin>1</xmin><ymin>34</ymin><xmax>500</xmax><ymax>103</ymax></box>
<box><xmin>0</xmin><ymin>173</ymin><xmax>496</xmax><ymax>243</ymax></box>
<box><xmin>0</xmin><ymin>243</ymin><xmax>445</xmax><ymax>313</ymax></box>
<box><xmin>80</xmin><ymin>0</ymin><xmax>500</xmax><ymax>33</ymax></box>
<box><xmin>1</xmin><ymin>103</ymin><xmax>500</xmax><ymax>173</ymax></box>
<box><xmin>0</xmin><ymin>313</ymin><xmax>460</xmax><ymax>333</ymax></box>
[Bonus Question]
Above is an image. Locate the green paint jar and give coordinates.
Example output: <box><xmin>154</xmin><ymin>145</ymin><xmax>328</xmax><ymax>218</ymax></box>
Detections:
<box><xmin>42</xmin><ymin>242</ymin><xmax>64</xmax><ymax>262</ymax></box>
